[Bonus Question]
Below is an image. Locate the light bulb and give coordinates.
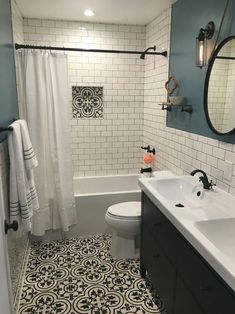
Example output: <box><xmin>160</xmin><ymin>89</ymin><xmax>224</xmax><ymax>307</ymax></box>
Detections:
<box><xmin>84</xmin><ymin>9</ymin><xmax>94</xmax><ymax>17</ymax></box>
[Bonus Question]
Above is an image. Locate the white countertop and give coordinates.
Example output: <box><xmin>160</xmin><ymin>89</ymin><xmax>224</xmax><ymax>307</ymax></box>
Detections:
<box><xmin>138</xmin><ymin>172</ymin><xmax>235</xmax><ymax>292</ymax></box>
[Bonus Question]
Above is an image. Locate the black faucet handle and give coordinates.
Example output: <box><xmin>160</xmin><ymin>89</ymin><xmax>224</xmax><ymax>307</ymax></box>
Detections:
<box><xmin>209</xmin><ymin>180</ymin><xmax>216</xmax><ymax>189</ymax></box>
<box><xmin>147</xmin><ymin>147</ymin><xmax>156</xmax><ymax>155</ymax></box>
<box><xmin>140</xmin><ymin>167</ymin><xmax>152</xmax><ymax>174</ymax></box>
<box><xmin>141</xmin><ymin>145</ymin><xmax>155</xmax><ymax>155</ymax></box>
<box><xmin>141</xmin><ymin>145</ymin><xmax>150</xmax><ymax>151</ymax></box>
<box><xmin>199</xmin><ymin>176</ymin><xmax>204</xmax><ymax>182</ymax></box>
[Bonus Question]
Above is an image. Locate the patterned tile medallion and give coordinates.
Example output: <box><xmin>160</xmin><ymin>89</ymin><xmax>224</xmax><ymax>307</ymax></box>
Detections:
<box><xmin>18</xmin><ymin>234</ymin><xmax>166</xmax><ymax>314</ymax></box>
<box><xmin>72</xmin><ymin>86</ymin><xmax>103</xmax><ymax>118</ymax></box>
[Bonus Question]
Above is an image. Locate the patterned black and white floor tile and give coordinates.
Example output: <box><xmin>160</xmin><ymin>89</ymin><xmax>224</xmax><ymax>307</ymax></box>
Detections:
<box><xmin>18</xmin><ymin>234</ymin><xmax>166</xmax><ymax>314</ymax></box>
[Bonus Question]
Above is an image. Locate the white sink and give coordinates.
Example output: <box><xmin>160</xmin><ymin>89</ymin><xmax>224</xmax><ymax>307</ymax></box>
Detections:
<box><xmin>138</xmin><ymin>171</ymin><xmax>235</xmax><ymax>291</ymax></box>
<box><xmin>148</xmin><ymin>176</ymin><xmax>211</xmax><ymax>208</ymax></box>
<box><xmin>195</xmin><ymin>218</ymin><xmax>235</xmax><ymax>261</ymax></box>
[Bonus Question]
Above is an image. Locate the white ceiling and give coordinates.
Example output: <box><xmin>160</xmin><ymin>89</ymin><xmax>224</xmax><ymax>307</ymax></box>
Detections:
<box><xmin>16</xmin><ymin>0</ymin><xmax>173</xmax><ymax>25</ymax></box>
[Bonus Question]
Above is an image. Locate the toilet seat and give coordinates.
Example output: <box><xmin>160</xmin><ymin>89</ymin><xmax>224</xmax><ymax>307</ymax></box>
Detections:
<box><xmin>107</xmin><ymin>201</ymin><xmax>141</xmax><ymax>220</ymax></box>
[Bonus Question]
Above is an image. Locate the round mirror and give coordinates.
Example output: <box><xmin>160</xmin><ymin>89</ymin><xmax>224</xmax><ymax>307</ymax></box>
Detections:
<box><xmin>204</xmin><ymin>36</ymin><xmax>235</xmax><ymax>135</ymax></box>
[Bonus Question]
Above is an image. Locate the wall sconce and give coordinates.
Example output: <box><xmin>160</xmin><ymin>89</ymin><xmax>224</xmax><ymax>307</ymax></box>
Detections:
<box><xmin>196</xmin><ymin>21</ymin><xmax>215</xmax><ymax>68</ymax></box>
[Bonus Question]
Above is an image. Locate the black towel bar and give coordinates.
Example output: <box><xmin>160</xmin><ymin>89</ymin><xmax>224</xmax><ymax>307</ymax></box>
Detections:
<box><xmin>0</xmin><ymin>126</ymin><xmax>13</xmax><ymax>133</ymax></box>
<box><xmin>0</xmin><ymin>119</ymin><xmax>17</xmax><ymax>133</ymax></box>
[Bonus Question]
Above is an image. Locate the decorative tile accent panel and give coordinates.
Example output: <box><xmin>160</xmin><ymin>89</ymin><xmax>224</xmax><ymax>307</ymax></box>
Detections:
<box><xmin>72</xmin><ymin>86</ymin><xmax>104</xmax><ymax>119</ymax></box>
<box><xmin>18</xmin><ymin>234</ymin><xmax>166</xmax><ymax>314</ymax></box>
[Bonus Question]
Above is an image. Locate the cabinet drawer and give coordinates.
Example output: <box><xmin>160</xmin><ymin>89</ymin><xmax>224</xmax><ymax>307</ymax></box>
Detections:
<box><xmin>142</xmin><ymin>192</ymin><xmax>169</xmax><ymax>241</ymax></box>
<box><xmin>142</xmin><ymin>229</ymin><xmax>176</xmax><ymax>313</ymax></box>
<box><xmin>174</xmin><ymin>276</ymin><xmax>204</xmax><ymax>314</ymax></box>
<box><xmin>176</xmin><ymin>240</ymin><xmax>235</xmax><ymax>314</ymax></box>
<box><xmin>142</xmin><ymin>193</ymin><xmax>180</xmax><ymax>262</ymax></box>
<box><xmin>142</xmin><ymin>193</ymin><xmax>235</xmax><ymax>314</ymax></box>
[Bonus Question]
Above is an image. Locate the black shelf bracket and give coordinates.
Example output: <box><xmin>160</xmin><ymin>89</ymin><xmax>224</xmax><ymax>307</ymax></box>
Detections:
<box><xmin>181</xmin><ymin>105</ymin><xmax>193</xmax><ymax>114</ymax></box>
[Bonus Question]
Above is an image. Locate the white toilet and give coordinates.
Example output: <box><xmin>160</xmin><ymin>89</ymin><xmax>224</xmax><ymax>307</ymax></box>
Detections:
<box><xmin>105</xmin><ymin>201</ymin><xmax>141</xmax><ymax>259</ymax></box>
<box><xmin>105</xmin><ymin>171</ymin><xmax>174</xmax><ymax>259</ymax></box>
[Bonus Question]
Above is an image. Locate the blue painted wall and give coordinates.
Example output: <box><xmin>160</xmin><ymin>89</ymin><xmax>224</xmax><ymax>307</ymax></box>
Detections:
<box><xmin>0</xmin><ymin>0</ymin><xmax>18</xmax><ymax>142</ymax></box>
<box><xmin>167</xmin><ymin>0</ymin><xmax>235</xmax><ymax>143</ymax></box>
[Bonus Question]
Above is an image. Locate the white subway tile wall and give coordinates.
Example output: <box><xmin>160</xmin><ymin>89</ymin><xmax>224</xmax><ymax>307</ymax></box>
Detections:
<box><xmin>10</xmin><ymin>3</ymin><xmax>235</xmax><ymax>195</ymax></box>
<box><xmin>11</xmin><ymin>0</ymin><xmax>24</xmax><ymax>43</ymax></box>
<box><xmin>143</xmin><ymin>8</ymin><xmax>235</xmax><ymax>196</ymax></box>
<box><xmin>23</xmin><ymin>18</ymin><xmax>146</xmax><ymax>176</ymax></box>
<box><xmin>11</xmin><ymin>0</ymin><xmax>24</xmax><ymax>115</ymax></box>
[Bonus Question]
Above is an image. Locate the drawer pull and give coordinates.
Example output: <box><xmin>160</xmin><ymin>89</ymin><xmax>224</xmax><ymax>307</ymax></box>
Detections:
<box><xmin>200</xmin><ymin>285</ymin><xmax>212</xmax><ymax>292</ymax></box>
<box><xmin>152</xmin><ymin>254</ymin><xmax>161</xmax><ymax>259</ymax></box>
<box><xmin>153</xmin><ymin>222</ymin><xmax>162</xmax><ymax>227</ymax></box>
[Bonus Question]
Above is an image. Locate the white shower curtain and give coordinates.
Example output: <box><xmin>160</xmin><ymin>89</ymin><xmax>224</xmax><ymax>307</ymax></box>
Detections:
<box><xmin>17</xmin><ymin>50</ymin><xmax>77</xmax><ymax>236</ymax></box>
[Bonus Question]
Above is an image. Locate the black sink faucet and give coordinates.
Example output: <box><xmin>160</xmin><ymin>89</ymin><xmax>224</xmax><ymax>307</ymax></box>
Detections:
<box><xmin>140</xmin><ymin>167</ymin><xmax>152</xmax><ymax>174</ymax></box>
<box><xmin>190</xmin><ymin>169</ymin><xmax>215</xmax><ymax>190</ymax></box>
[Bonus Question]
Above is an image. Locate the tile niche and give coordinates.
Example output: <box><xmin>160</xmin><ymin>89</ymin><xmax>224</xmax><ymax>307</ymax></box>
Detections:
<box><xmin>72</xmin><ymin>86</ymin><xmax>104</xmax><ymax>119</ymax></box>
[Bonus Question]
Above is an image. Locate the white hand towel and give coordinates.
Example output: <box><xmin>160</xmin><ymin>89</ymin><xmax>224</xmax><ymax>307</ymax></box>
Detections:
<box><xmin>17</xmin><ymin>119</ymin><xmax>38</xmax><ymax>169</ymax></box>
<box><xmin>8</xmin><ymin>133</ymin><xmax>20</xmax><ymax>225</ymax></box>
<box><xmin>8</xmin><ymin>121</ymin><xmax>39</xmax><ymax>232</ymax></box>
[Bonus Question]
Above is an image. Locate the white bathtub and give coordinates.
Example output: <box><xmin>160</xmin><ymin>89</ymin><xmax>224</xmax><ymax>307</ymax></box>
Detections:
<box><xmin>70</xmin><ymin>174</ymin><xmax>141</xmax><ymax>236</ymax></box>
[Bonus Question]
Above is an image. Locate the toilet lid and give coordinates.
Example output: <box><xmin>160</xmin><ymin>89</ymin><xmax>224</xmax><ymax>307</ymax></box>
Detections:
<box><xmin>107</xmin><ymin>202</ymin><xmax>141</xmax><ymax>219</ymax></box>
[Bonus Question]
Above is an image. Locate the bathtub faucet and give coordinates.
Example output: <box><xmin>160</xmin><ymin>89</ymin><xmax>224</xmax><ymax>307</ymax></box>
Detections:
<box><xmin>140</xmin><ymin>167</ymin><xmax>152</xmax><ymax>174</ymax></box>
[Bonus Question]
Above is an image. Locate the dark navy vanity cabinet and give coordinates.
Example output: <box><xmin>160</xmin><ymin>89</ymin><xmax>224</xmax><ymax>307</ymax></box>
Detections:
<box><xmin>140</xmin><ymin>192</ymin><xmax>235</xmax><ymax>314</ymax></box>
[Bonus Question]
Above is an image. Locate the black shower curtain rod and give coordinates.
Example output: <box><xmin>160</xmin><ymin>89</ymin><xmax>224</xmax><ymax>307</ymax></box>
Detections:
<box><xmin>216</xmin><ymin>56</ymin><xmax>235</xmax><ymax>60</ymax></box>
<box><xmin>15</xmin><ymin>43</ymin><xmax>167</xmax><ymax>57</ymax></box>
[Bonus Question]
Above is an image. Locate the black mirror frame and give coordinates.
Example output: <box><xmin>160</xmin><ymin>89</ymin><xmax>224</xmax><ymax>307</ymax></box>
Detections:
<box><xmin>204</xmin><ymin>36</ymin><xmax>235</xmax><ymax>135</ymax></box>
